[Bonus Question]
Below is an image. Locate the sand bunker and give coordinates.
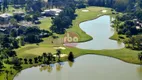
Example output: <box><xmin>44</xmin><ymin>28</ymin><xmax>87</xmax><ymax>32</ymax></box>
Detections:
<box><xmin>54</xmin><ymin>47</ymin><xmax>66</xmax><ymax>50</ymax></box>
<box><xmin>82</xmin><ymin>10</ymin><xmax>89</xmax><ymax>12</ymax></box>
<box><xmin>102</xmin><ymin>10</ymin><xmax>107</xmax><ymax>13</ymax></box>
<box><xmin>53</xmin><ymin>54</ymin><xmax>67</xmax><ymax>57</ymax></box>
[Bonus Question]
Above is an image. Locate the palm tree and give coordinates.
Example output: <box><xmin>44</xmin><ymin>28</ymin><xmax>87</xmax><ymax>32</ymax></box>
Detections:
<box><xmin>19</xmin><ymin>58</ymin><xmax>23</xmax><ymax>63</ymax></box>
<box><xmin>38</xmin><ymin>56</ymin><xmax>42</xmax><ymax>62</ymax></box>
<box><xmin>56</xmin><ymin>49</ymin><xmax>61</xmax><ymax>61</ymax></box>
<box><xmin>138</xmin><ymin>52</ymin><xmax>142</xmax><ymax>61</ymax></box>
<box><xmin>68</xmin><ymin>51</ymin><xmax>74</xmax><ymax>62</ymax></box>
<box><xmin>42</xmin><ymin>52</ymin><xmax>47</xmax><ymax>63</ymax></box>
<box><xmin>29</xmin><ymin>59</ymin><xmax>33</xmax><ymax>64</ymax></box>
<box><xmin>47</xmin><ymin>53</ymin><xmax>52</xmax><ymax>62</ymax></box>
<box><xmin>24</xmin><ymin>58</ymin><xmax>28</xmax><ymax>64</ymax></box>
<box><xmin>34</xmin><ymin>57</ymin><xmax>38</xmax><ymax>63</ymax></box>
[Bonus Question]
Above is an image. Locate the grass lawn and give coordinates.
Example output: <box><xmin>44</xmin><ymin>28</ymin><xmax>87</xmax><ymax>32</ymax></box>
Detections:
<box><xmin>62</xmin><ymin>47</ymin><xmax>141</xmax><ymax>64</ymax></box>
<box><xmin>0</xmin><ymin>5</ymin><xmax>25</xmax><ymax>15</ymax></box>
<box><xmin>38</xmin><ymin>17</ymin><xmax>52</xmax><ymax>30</ymax></box>
<box><xmin>0</xmin><ymin>6</ymin><xmax>141</xmax><ymax>80</ymax></box>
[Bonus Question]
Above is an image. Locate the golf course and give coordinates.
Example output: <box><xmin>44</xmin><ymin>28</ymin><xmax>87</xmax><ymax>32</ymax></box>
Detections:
<box><xmin>15</xmin><ymin>7</ymin><xmax>141</xmax><ymax>64</ymax></box>
<box><xmin>0</xmin><ymin>6</ymin><xmax>141</xmax><ymax>80</ymax></box>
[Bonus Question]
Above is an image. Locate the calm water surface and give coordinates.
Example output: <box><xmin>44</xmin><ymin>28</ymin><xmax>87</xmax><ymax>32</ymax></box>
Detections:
<box><xmin>14</xmin><ymin>55</ymin><xmax>142</xmax><ymax>80</ymax></box>
<box><xmin>76</xmin><ymin>15</ymin><xmax>125</xmax><ymax>50</ymax></box>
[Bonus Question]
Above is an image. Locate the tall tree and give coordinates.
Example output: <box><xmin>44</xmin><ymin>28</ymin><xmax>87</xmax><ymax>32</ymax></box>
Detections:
<box><xmin>3</xmin><ymin>0</ymin><xmax>8</xmax><ymax>12</ymax></box>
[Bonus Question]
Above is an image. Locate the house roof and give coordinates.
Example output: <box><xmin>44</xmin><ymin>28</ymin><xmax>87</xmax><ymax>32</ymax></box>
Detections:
<box><xmin>0</xmin><ymin>13</ymin><xmax>12</xmax><ymax>18</ymax></box>
<box><xmin>13</xmin><ymin>11</ymin><xmax>24</xmax><ymax>15</ymax></box>
<box><xmin>44</xmin><ymin>9</ymin><xmax>62</xmax><ymax>13</ymax></box>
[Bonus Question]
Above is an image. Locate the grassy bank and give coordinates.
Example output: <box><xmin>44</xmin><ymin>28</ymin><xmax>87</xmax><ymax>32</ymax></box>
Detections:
<box><xmin>0</xmin><ymin>7</ymin><xmax>141</xmax><ymax>80</ymax></box>
<box><xmin>62</xmin><ymin>47</ymin><xmax>141</xmax><ymax>64</ymax></box>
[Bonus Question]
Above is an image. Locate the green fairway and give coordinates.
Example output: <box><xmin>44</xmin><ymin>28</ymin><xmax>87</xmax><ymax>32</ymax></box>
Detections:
<box><xmin>38</xmin><ymin>17</ymin><xmax>52</xmax><ymax>30</ymax></box>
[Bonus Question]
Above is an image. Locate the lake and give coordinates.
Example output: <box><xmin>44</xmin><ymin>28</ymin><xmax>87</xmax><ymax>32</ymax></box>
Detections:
<box><xmin>65</xmin><ymin>15</ymin><xmax>125</xmax><ymax>50</ymax></box>
<box><xmin>14</xmin><ymin>55</ymin><xmax>142</xmax><ymax>80</ymax></box>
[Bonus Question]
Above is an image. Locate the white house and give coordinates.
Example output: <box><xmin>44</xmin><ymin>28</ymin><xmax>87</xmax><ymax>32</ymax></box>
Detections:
<box><xmin>0</xmin><ymin>13</ymin><xmax>12</xmax><ymax>25</ymax></box>
<box><xmin>13</xmin><ymin>11</ymin><xmax>25</xmax><ymax>18</ymax></box>
<box><xmin>42</xmin><ymin>9</ymin><xmax>62</xmax><ymax>16</ymax></box>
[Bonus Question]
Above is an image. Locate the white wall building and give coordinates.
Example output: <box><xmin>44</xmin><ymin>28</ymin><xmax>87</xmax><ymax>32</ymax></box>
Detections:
<box><xmin>42</xmin><ymin>9</ymin><xmax>62</xmax><ymax>16</ymax></box>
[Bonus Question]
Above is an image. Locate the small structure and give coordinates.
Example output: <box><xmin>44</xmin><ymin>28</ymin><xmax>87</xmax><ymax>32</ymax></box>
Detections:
<box><xmin>13</xmin><ymin>11</ymin><xmax>25</xmax><ymax>16</ymax></box>
<box><xmin>42</xmin><ymin>9</ymin><xmax>62</xmax><ymax>16</ymax></box>
<box><xmin>0</xmin><ymin>13</ymin><xmax>12</xmax><ymax>25</ymax></box>
<box><xmin>134</xmin><ymin>19</ymin><xmax>142</xmax><ymax>30</ymax></box>
<box><xmin>19</xmin><ymin>21</ymin><xmax>33</xmax><ymax>27</ymax></box>
<box><xmin>136</xmin><ymin>26</ymin><xmax>141</xmax><ymax>30</ymax></box>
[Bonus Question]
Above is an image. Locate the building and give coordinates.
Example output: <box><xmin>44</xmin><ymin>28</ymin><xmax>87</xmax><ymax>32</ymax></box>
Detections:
<box><xmin>0</xmin><ymin>13</ymin><xmax>12</xmax><ymax>25</ymax></box>
<box><xmin>13</xmin><ymin>11</ymin><xmax>25</xmax><ymax>17</ymax></box>
<box><xmin>42</xmin><ymin>9</ymin><xmax>62</xmax><ymax>16</ymax></box>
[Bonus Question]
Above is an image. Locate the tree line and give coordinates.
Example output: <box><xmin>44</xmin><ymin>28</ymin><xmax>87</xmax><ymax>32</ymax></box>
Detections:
<box><xmin>50</xmin><ymin>1</ymin><xmax>76</xmax><ymax>34</ymax></box>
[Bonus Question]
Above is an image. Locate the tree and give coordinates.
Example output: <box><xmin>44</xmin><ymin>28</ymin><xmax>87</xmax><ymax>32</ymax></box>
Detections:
<box><xmin>19</xmin><ymin>58</ymin><xmax>23</xmax><ymax>62</ymax></box>
<box><xmin>25</xmin><ymin>0</ymin><xmax>33</xmax><ymax>12</ymax></box>
<box><xmin>125</xmin><ymin>30</ymin><xmax>131</xmax><ymax>37</ymax></box>
<box><xmin>32</xmin><ymin>11</ymin><xmax>41</xmax><ymax>21</ymax></box>
<box><xmin>24</xmin><ymin>58</ymin><xmax>28</xmax><ymax>64</ymax></box>
<box><xmin>12</xmin><ymin>40</ymin><xmax>19</xmax><ymax>49</ymax></box>
<box><xmin>68</xmin><ymin>52</ymin><xmax>74</xmax><ymax>62</ymax></box>
<box><xmin>138</xmin><ymin>52</ymin><xmax>142</xmax><ymax>61</ymax></box>
<box><xmin>47</xmin><ymin>52</ymin><xmax>53</xmax><ymax>64</ymax></box>
<box><xmin>24</xmin><ymin>15</ymin><xmax>32</xmax><ymax>21</ymax></box>
<box><xmin>113</xmin><ymin>0</ymin><xmax>129</xmax><ymax>11</ymax></box>
<box><xmin>130</xmin><ymin>36</ymin><xmax>136</xmax><ymax>49</ymax></box>
<box><xmin>0</xmin><ymin>61</ymin><xmax>3</xmax><ymax>69</ymax></box>
<box><xmin>12</xmin><ymin>57</ymin><xmax>21</xmax><ymax>67</ymax></box>
<box><xmin>42</xmin><ymin>52</ymin><xmax>47</xmax><ymax>63</ymax></box>
<box><xmin>20</xmin><ymin>36</ymin><xmax>25</xmax><ymax>46</ymax></box>
<box><xmin>3</xmin><ymin>0</ymin><xmax>8</xmax><ymax>12</ymax></box>
<box><xmin>31</xmin><ymin>0</ymin><xmax>42</xmax><ymax>12</ymax></box>
<box><xmin>51</xmin><ymin>5</ymin><xmax>76</xmax><ymax>34</ymax></box>
<box><xmin>10</xmin><ymin>18</ymin><xmax>18</xmax><ymax>26</ymax></box>
<box><xmin>29</xmin><ymin>59</ymin><xmax>33</xmax><ymax>64</ymax></box>
<box><xmin>37</xmin><ymin>56</ymin><xmax>42</xmax><ymax>62</ymax></box>
<box><xmin>56</xmin><ymin>49</ymin><xmax>61</xmax><ymax>61</ymax></box>
<box><xmin>10</xmin><ymin>29</ymin><xmax>18</xmax><ymax>37</ymax></box>
<box><xmin>34</xmin><ymin>57</ymin><xmax>38</xmax><ymax>63</ymax></box>
<box><xmin>0</xmin><ymin>2</ymin><xmax>2</xmax><ymax>11</ymax></box>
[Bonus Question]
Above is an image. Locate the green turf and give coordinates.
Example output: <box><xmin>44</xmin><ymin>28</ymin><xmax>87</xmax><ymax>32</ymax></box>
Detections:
<box><xmin>38</xmin><ymin>17</ymin><xmax>52</xmax><ymax>30</ymax></box>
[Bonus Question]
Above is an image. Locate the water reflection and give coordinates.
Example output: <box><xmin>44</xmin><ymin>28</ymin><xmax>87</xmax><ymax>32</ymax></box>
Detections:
<box><xmin>14</xmin><ymin>54</ymin><xmax>141</xmax><ymax>80</ymax></box>
<box><xmin>68</xmin><ymin>61</ymin><xmax>74</xmax><ymax>67</ymax></box>
<box><xmin>39</xmin><ymin>64</ymin><xmax>53</xmax><ymax>73</ymax></box>
<box><xmin>39</xmin><ymin>62</ymin><xmax>71</xmax><ymax>72</ymax></box>
<box><xmin>56</xmin><ymin>63</ymin><xmax>63</xmax><ymax>71</ymax></box>
<box><xmin>137</xmin><ymin>65</ymin><xmax>142</xmax><ymax>79</ymax></box>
